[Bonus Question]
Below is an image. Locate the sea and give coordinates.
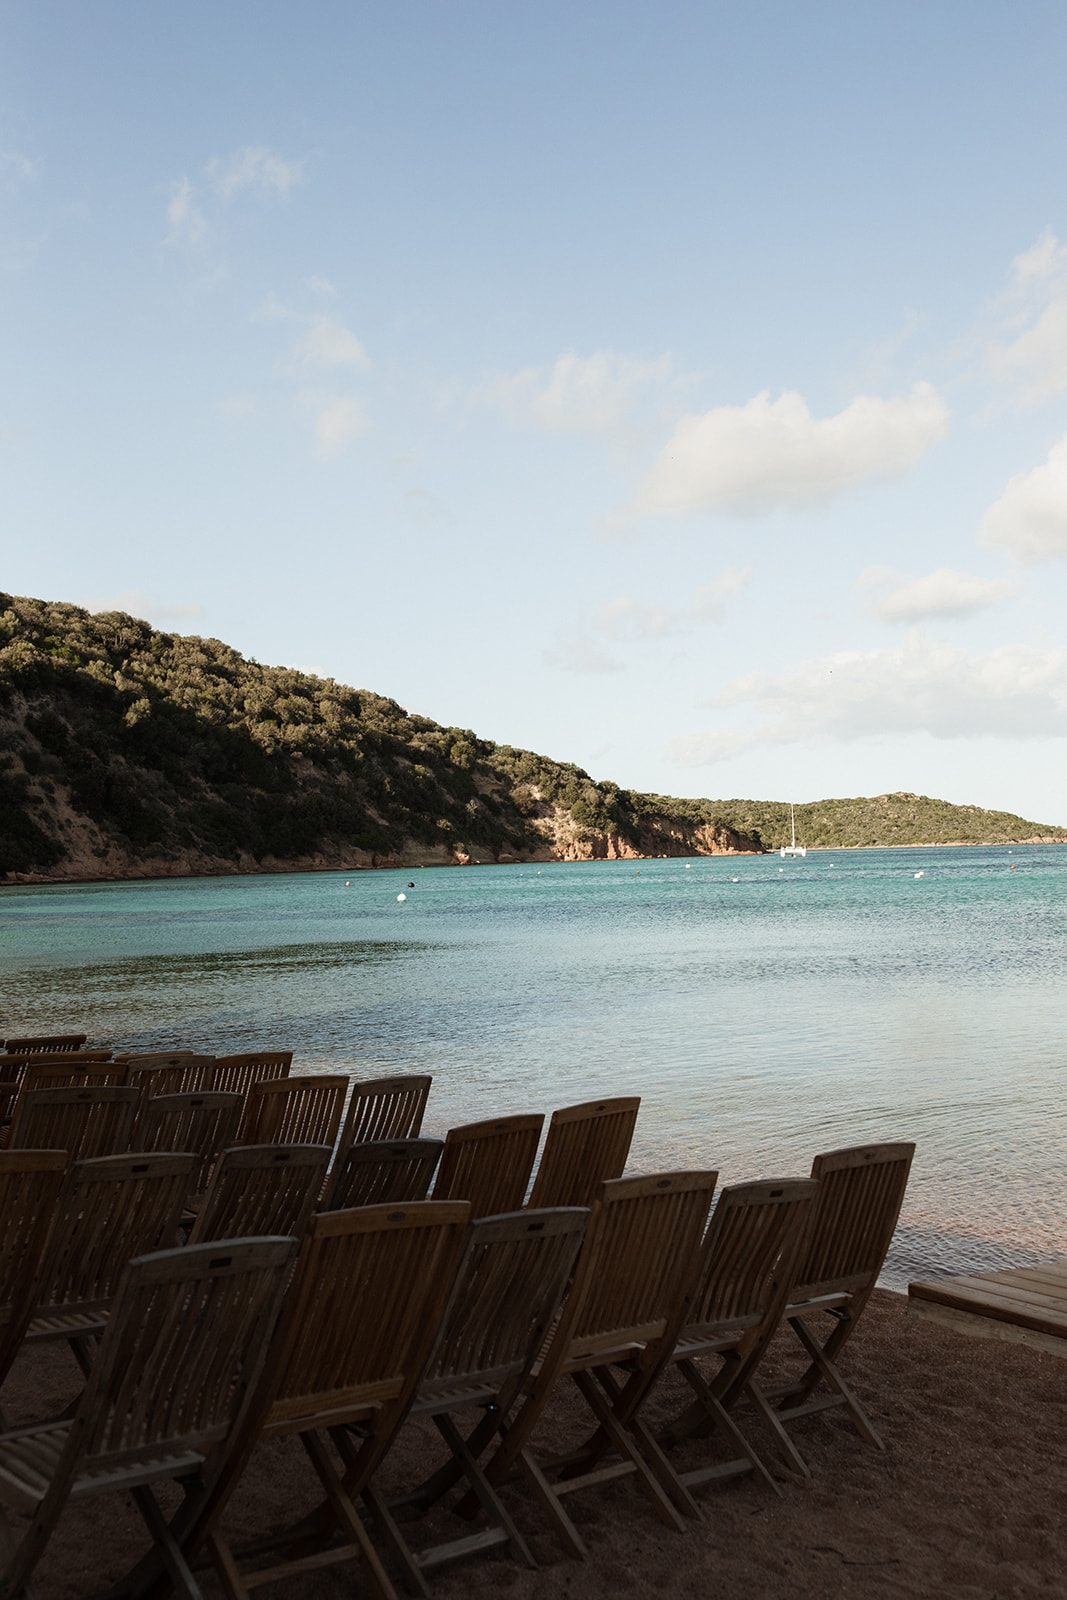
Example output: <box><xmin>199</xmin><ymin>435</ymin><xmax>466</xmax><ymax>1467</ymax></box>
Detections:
<box><xmin>2</xmin><ymin>844</ymin><xmax>1065</xmax><ymax>1289</ymax></box>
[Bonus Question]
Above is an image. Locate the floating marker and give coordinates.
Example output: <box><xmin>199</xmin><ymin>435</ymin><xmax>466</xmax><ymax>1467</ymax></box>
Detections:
<box><xmin>914</xmin><ymin>871</ymin><xmax>924</xmax><ymax>879</ymax></box>
<box><xmin>397</xmin><ymin>892</ymin><xmax>407</xmax><ymax>902</ymax></box>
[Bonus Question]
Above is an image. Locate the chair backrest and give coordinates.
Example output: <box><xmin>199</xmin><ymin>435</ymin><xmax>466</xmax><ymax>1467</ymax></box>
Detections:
<box><xmin>792</xmin><ymin>1143</ymin><xmax>916</xmax><ymax>1301</ymax></box>
<box><xmin>0</xmin><ymin>1150</ymin><xmax>68</xmax><ymax>1380</ymax></box>
<box><xmin>18</xmin><ymin>1061</ymin><xmax>127</xmax><ymax>1092</ymax></box>
<box><xmin>188</xmin><ymin>1144</ymin><xmax>333</xmax><ymax>1244</ymax></box>
<box><xmin>240</xmin><ymin>1074</ymin><xmax>348</xmax><ymax>1148</ymax></box>
<box><xmin>547</xmin><ymin>1171</ymin><xmax>719</xmax><ymax>1377</ymax></box>
<box><xmin>9</xmin><ymin>1085</ymin><xmax>142</xmax><ymax>1160</ymax></box>
<box><xmin>213</xmin><ymin>1051</ymin><xmax>293</xmax><ymax>1101</ymax></box>
<box><xmin>418</xmin><ymin>1207</ymin><xmax>589</xmax><ymax>1410</ymax></box>
<box><xmin>124</xmin><ymin>1055</ymin><xmax>216</xmax><ymax>1097</ymax></box>
<box><xmin>336</xmin><ymin>1074</ymin><xmax>432</xmax><ymax>1156</ymax></box>
<box><xmin>31</xmin><ymin>1151</ymin><xmax>198</xmax><ymax>1323</ymax></box>
<box><xmin>324</xmin><ymin>1138</ymin><xmax>444</xmax><ymax>1210</ymax></box>
<box><xmin>3</xmin><ymin>1034</ymin><xmax>87</xmax><ymax>1054</ymax></box>
<box><xmin>63</xmin><ymin>1237</ymin><xmax>297</xmax><ymax>1487</ymax></box>
<box><xmin>527</xmin><ymin>1097</ymin><xmax>640</xmax><ymax>1210</ymax></box>
<box><xmin>432</xmin><ymin>1114</ymin><xmax>545</xmax><ymax>1218</ymax></box>
<box><xmin>257</xmin><ymin>1201</ymin><xmax>471</xmax><ymax>1441</ymax></box>
<box><xmin>136</xmin><ymin>1093</ymin><xmax>244</xmax><ymax>1195</ymax></box>
<box><xmin>683</xmin><ymin>1178</ymin><xmax>820</xmax><ymax>1342</ymax></box>
<box><xmin>0</xmin><ymin>1050</ymin><xmax>114</xmax><ymax>1085</ymax></box>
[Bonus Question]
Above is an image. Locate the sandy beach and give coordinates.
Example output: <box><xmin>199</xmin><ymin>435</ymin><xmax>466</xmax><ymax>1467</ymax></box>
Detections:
<box><xmin>4</xmin><ymin>1288</ymin><xmax>1065</xmax><ymax>1600</ymax></box>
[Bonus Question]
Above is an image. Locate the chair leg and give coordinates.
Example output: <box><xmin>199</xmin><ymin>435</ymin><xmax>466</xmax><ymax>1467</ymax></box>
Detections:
<box><xmin>515</xmin><ymin>1447</ymin><xmax>588</xmax><ymax>1560</ymax></box>
<box><xmin>744</xmin><ymin>1379</ymin><xmax>812</xmax><ymax>1477</ymax></box>
<box><xmin>129</xmin><ymin>1487</ymin><xmax>207</xmax><ymax>1600</ymax></box>
<box><xmin>361</xmin><ymin>1484</ymin><xmax>432</xmax><ymax>1600</ymax></box>
<box><xmin>570</xmin><ymin>1370</ymin><xmax>688</xmax><ymax>1534</ymax></box>
<box><xmin>0</xmin><ymin>1496</ymin><xmax>63</xmax><ymax>1600</ymax></box>
<box><xmin>301</xmin><ymin>1430</ymin><xmax>400</xmax><ymax>1600</ymax></box>
<box><xmin>434</xmin><ymin>1412</ymin><xmax>537</xmax><ymax>1570</ymax></box>
<box><xmin>785</xmin><ymin>1317</ymin><xmax>885</xmax><ymax>1449</ymax></box>
<box><xmin>669</xmin><ymin>1360</ymin><xmax>782</xmax><ymax>1499</ymax></box>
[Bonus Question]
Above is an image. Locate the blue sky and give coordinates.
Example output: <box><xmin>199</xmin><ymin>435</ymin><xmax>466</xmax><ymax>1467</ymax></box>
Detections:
<box><xmin>4</xmin><ymin>2</ymin><xmax>1067</xmax><ymax>822</ymax></box>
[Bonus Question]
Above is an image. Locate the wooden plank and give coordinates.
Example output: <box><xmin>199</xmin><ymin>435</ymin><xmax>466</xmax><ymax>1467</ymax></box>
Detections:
<box><xmin>908</xmin><ymin>1279</ymin><xmax>1067</xmax><ymax>1337</ymax></box>
<box><xmin>921</xmin><ymin>1275</ymin><xmax>1067</xmax><ymax>1317</ymax></box>
<box><xmin>908</xmin><ymin>1296</ymin><xmax>1067</xmax><ymax>1358</ymax></box>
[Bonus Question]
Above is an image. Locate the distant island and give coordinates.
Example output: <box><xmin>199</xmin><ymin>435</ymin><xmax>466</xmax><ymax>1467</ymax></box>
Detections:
<box><xmin>1</xmin><ymin>592</ymin><xmax>1063</xmax><ymax>884</ymax></box>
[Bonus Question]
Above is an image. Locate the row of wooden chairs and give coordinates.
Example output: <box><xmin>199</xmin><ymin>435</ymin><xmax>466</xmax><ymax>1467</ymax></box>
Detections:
<box><xmin>0</xmin><ymin>1140</ymin><xmax>913</xmax><ymax>1600</ymax></box>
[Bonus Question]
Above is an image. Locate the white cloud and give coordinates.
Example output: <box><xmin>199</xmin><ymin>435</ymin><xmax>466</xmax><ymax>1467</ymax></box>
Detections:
<box><xmin>82</xmin><ymin>589</ymin><xmax>205</xmax><ymax>627</ymax></box>
<box><xmin>542</xmin><ymin>636</ymin><xmax>622</xmax><ymax>674</ymax></box>
<box><xmin>988</xmin><ymin>230</ymin><xmax>1067</xmax><ymax>404</ymax></box>
<box><xmin>981</xmin><ymin>435</ymin><xmax>1067</xmax><ymax>562</ymax></box>
<box><xmin>305</xmin><ymin>275</ymin><xmax>336</xmax><ymax>298</ymax></box>
<box><xmin>631</xmin><ymin>382</ymin><xmax>949</xmax><ymax>519</ymax></box>
<box><xmin>669</xmin><ymin>631</ymin><xmax>1067</xmax><ymax>764</ymax></box>
<box><xmin>293</xmin><ymin>315</ymin><xmax>371</xmax><ymax>370</ymax></box>
<box><xmin>166</xmin><ymin>178</ymin><xmax>207</xmax><ymax>247</ymax></box>
<box><xmin>218</xmin><ymin>395</ymin><xmax>257</xmax><ymax>418</ymax></box>
<box><xmin>862</xmin><ymin>566</ymin><xmax>1019</xmax><ymax>621</ymax></box>
<box><xmin>301</xmin><ymin>392</ymin><xmax>370</xmax><ymax>457</ymax></box>
<box><xmin>483</xmin><ymin>349</ymin><xmax>675</xmax><ymax>435</ymax></box>
<box><xmin>208</xmin><ymin>145</ymin><xmax>302</xmax><ymax>200</ymax></box>
<box><xmin>0</xmin><ymin>150</ymin><xmax>40</xmax><ymax>189</ymax></box>
<box><xmin>596</xmin><ymin>567</ymin><xmax>752</xmax><ymax>642</ymax></box>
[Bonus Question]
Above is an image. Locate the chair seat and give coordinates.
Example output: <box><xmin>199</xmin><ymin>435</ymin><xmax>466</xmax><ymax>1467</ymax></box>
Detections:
<box><xmin>24</xmin><ymin>1308</ymin><xmax>108</xmax><ymax>1343</ymax></box>
<box><xmin>0</xmin><ymin>1420</ymin><xmax>203</xmax><ymax>1510</ymax></box>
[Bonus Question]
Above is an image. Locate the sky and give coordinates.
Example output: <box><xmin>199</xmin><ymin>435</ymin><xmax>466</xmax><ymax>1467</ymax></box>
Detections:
<box><xmin>3</xmin><ymin>3</ymin><xmax>1067</xmax><ymax>824</ymax></box>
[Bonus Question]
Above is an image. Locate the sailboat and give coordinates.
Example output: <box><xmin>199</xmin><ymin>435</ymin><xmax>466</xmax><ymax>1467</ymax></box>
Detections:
<box><xmin>779</xmin><ymin>802</ymin><xmax>807</xmax><ymax>859</ymax></box>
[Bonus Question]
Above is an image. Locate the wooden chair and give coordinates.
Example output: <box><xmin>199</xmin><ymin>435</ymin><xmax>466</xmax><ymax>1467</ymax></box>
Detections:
<box><xmin>742</xmin><ymin>1142</ymin><xmax>915</xmax><ymax>1471</ymax></box>
<box><xmin>0</xmin><ymin>1050</ymin><xmax>114</xmax><ymax>1082</ymax></box>
<box><xmin>8</xmin><ymin>1085</ymin><xmax>142</xmax><ymax>1161</ymax></box>
<box><xmin>213</xmin><ymin>1051</ymin><xmax>292</xmax><ymax>1100</ymax></box>
<box><xmin>124</xmin><ymin>1054</ymin><xmax>216</xmax><ymax>1097</ymax></box>
<box><xmin>480</xmin><ymin>1170</ymin><xmax>719</xmax><ymax>1557</ymax></box>
<box><xmin>650</xmin><ymin>1178</ymin><xmax>820</xmax><ymax>1501</ymax></box>
<box><xmin>0</xmin><ymin>1151</ymin><xmax>68</xmax><ymax>1395</ymax></box>
<box><xmin>239</xmin><ymin>1073</ymin><xmax>348</xmax><ymax>1148</ymax></box>
<box><xmin>8</xmin><ymin>1152</ymin><xmax>198</xmax><ymax>1382</ymax></box>
<box><xmin>188</xmin><ymin>1144</ymin><xmax>332</xmax><ymax>1244</ymax></box>
<box><xmin>431</xmin><ymin>1114</ymin><xmax>544</xmax><ymax>1218</ymax></box>
<box><xmin>363</xmin><ymin>1205</ymin><xmax>590</xmax><ymax>1594</ymax></box>
<box><xmin>0</xmin><ymin>1064</ymin><xmax>126</xmax><ymax>1152</ymax></box>
<box><xmin>0</xmin><ymin>1235</ymin><xmax>297</xmax><ymax>1600</ymax></box>
<box><xmin>2</xmin><ymin>1034</ymin><xmax>87</xmax><ymax>1053</ymax></box>
<box><xmin>323</xmin><ymin>1138</ymin><xmax>444</xmax><ymax>1211</ymax></box>
<box><xmin>136</xmin><ymin>1092</ymin><xmax>244</xmax><ymax>1198</ymax></box>
<box><xmin>527</xmin><ymin>1097</ymin><xmax>640</xmax><ymax>1209</ymax></box>
<box><xmin>336</xmin><ymin>1074</ymin><xmax>432</xmax><ymax>1158</ymax></box>
<box><xmin>164</xmin><ymin>1201</ymin><xmax>472</xmax><ymax>1600</ymax></box>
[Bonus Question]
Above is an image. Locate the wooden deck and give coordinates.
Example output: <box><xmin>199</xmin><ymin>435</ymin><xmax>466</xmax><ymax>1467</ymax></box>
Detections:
<box><xmin>908</xmin><ymin>1260</ymin><xmax>1067</xmax><ymax>1357</ymax></box>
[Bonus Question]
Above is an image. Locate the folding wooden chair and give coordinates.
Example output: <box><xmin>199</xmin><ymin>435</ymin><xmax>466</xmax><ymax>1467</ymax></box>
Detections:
<box><xmin>527</xmin><ymin>1097</ymin><xmax>640</xmax><ymax>1209</ymax></box>
<box><xmin>188</xmin><ymin>1144</ymin><xmax>332</xmax><ymax>1244</ymax></box>
<box><xmin>363</xmin><ymin>1206</ymin><xmax>590</xmax><ymax>1594</ymax></box>
<box><xmin>213</xmin><ymin>1051</ymin><xmax>292</xmax><ymax>1108</ymax></box>
<box><xmin>5</xmin><ymin>1151</ymin><xmax>198</xmax><ymax>1383</ymax></box>
<box><xmin>480</xmin><ymin>1170</ymin><xmax>718</xmax><ymax>1557</ymax></box>
<box><xmin>431</xmin><ymin>1115</ymin><xmax>544</xmax><ymax>1218</ymax></box>
<box><xmin>649</xmin><ymin>1178</ymin><xmax>819</xmax><ymax>1500</ymax></box>
<box><xmin>0</xmin><ymin>1235</ymin><xmax>297</xmax><ymax>1600</ymax></box>
<box><xmin>137</xmin><ymin>1092</ymin><xmax>244</xmax><ymax>1199</ymax></box>
<box><xmin>323</xmin><ymin>1138</ymin><xmax>444</xmax><ymax>1210</ymax></box>
<box><xmin>335</xmin><ymin>1075</ymin><xmax>432</xmax><ymax>1160</ymax></box>
<box><xmin>161</xmin><ymin>1201</ymin><xmax>472</xmax><ymax>1600</ymax></box>
<box><xmin>0</xmin><ymin>1151</ymin><xmax>68</xmax><ymax>1397</ymax></box>
<box><xmin>2</xmin><ymin>1034</ymin><xmax>87</xmax><ymax>1054</ymax></box>
<box><xmin>8</xmin><ymin>1085</ymin><xmax>142</xmax><ymax>1161</ymax></box>
<box><xmin>124</xmin><ymin>1055</ymin><xmax>216</xmax><ymax>1097</ymax></box>
<box><xmin>240</xmin><ymin>1074</ymin><xmax>348</xmax><ymax>1148</ymax></box>
<box><xmin>742</xmin><ymin>1142</ymin><xmax>915</xmax><ymax>1471</ymax></box>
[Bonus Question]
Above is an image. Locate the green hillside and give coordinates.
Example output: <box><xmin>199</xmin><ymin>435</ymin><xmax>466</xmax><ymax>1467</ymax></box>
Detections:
<box><xmin>0</xmin><ymin>593</ymin><xmax>1062</xmax><ymax>882</ymax></box>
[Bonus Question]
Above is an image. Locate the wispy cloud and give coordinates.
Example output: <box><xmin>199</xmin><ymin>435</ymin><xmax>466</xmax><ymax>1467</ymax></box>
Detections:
<box><xmin>480</xmin><ymin>349</ymin><xmax>678</xmax><ymax>436</ymax></box>
<box><xmin>293</xmin><ymin>315</ymin><xmax>370</xmax><ymax>370</ymax></box>
<box><xmin>987</xmin><ymin>230</ymin><xmax>1067</xmax><ymax>405</ymax></box>
<box><xmin>545</xmin><ymin>568</ymin><xmax>751</xmax><ymax>673</ymax></box>
<box><xmin>0</xmin><ymin>149</ymin><xmax>41</xmax><ymax>190</ymax></box>
<box><xmin>628</xmin><ymin>383</ymin><xmax>948</xmax><ymax>520</ymax></box>
<box><xmin>861</xmin><ymin>566</ymin><xmax>1019</xmax><ymax>621</ymax></box>
<box><xmin>166</xmin><ymin>178</ymin><xmax>207</xmax><ymax>247</ymax></box>
<box><xmin>301</xmin><ymin>392</ymin><xmax>370</xmax><ymax>457</ymax></box>
<box><xmin>81</xmin><ymin>589</ymin><xmax>206</xmax><ymax>627</ymax></box>
<box><xmin>207</xmin><ymin>145</ymin><xmax>302</xmax><ymax>200</ymax></box>
<box><xmin>669</xmin><ymin>630</ymin><xmax>1067</xmax><ymax>764</ymax></box>
<box><xmin>981</xmin><ymin>433</ymin><xmax>1067</xmax><ymax>562</ymax></box>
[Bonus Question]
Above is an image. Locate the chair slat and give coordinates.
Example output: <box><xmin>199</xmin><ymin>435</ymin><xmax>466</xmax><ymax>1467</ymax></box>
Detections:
<box><xmin>240</xmin><ymin>1074</ymin><xmax>348</xmax><ymax>1148</ymax></box>
<box><xmin>188</xmin><ymin>1144</ymin><xmax>332</xmax><ymax>1243</ymax></box>
<box><xmin>432</xmin><ymin>1115</ymin><xmax>544</xmax><ymax>1218</ymax></box>
<box><xmin>324</xmin><ymin>1138</ymin><xmax>443</xmax><ymax>1210</ymax></box>
<box><xmin>527</xmin><ymin>1097</ymin><xmax>640</xmax><ymax>1210</ymax></box>
<box><xmin>336</xmin><ymin>1075</ymin><xmax>432</xmax><ymax>1160</ymax></box>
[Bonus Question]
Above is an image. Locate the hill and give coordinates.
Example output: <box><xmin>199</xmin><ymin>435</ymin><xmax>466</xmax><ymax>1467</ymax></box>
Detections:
<box><xmin>0</xmin><ymin>593</ymin><xmax>1062</xmax><ymax>882</ymax></box>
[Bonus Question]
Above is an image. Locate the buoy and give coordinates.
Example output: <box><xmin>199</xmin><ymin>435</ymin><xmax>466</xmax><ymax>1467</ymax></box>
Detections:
<box><xmin>685</xmin><ymin>863</ymin><xmax>691</xmax><ymax>868</ymax></box>
<box><xmin>407</xmin><ymin>881</ymin><xmax>415</xmax><ymax>888</ymax></box>
<box><xmin>397</xmin><ymin>893</ymin><xmax>407</xmax><ymax>902</ymax></box>
<box><xmin>345</xmin><ymin>880</ymin><xmax>350</xmax><ymax>886</ymax></box>
<box><xmin>732</xmin><ymin>877</ymin><xmax>739</xmax><ymax>883</ymax></box>
<box><xmin>914</xmin><ymin>871</ymin><xmax>924</xmax><ymax>879</ymax></box>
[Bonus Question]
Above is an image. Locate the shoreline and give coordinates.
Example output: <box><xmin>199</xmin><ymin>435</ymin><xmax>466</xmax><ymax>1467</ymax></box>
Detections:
<box><xmin>4</xmin><ymin>835</ymin><xmax>1066</xmax><ymax>890</ymax></box>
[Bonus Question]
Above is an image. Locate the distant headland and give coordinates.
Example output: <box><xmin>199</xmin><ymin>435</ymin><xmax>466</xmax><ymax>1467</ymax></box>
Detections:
<box><xmin>1</xmin><ymin>592</ymin><xmax>1063</xmax><ymax>884</ymax></box>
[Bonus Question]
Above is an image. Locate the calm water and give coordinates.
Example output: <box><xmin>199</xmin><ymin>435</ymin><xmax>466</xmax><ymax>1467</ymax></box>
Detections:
<box><xmin>2</xmin><ymin>846</ymin><xmax>1066</xmax><ymax>1288</ymax></box>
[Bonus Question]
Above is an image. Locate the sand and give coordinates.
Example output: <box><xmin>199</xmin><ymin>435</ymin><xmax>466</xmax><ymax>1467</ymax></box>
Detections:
<box><xmin>4</xmin><ymin>1289</ymin><xmax>1066</xmax><ymax>1600</ymax></box>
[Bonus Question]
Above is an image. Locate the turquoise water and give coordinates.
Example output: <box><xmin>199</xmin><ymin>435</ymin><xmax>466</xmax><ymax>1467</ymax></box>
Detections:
<box><xmin>3</xmin><ymin>845</ymin><xmax>1066</xmax><ymax>1287</ymax></box>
